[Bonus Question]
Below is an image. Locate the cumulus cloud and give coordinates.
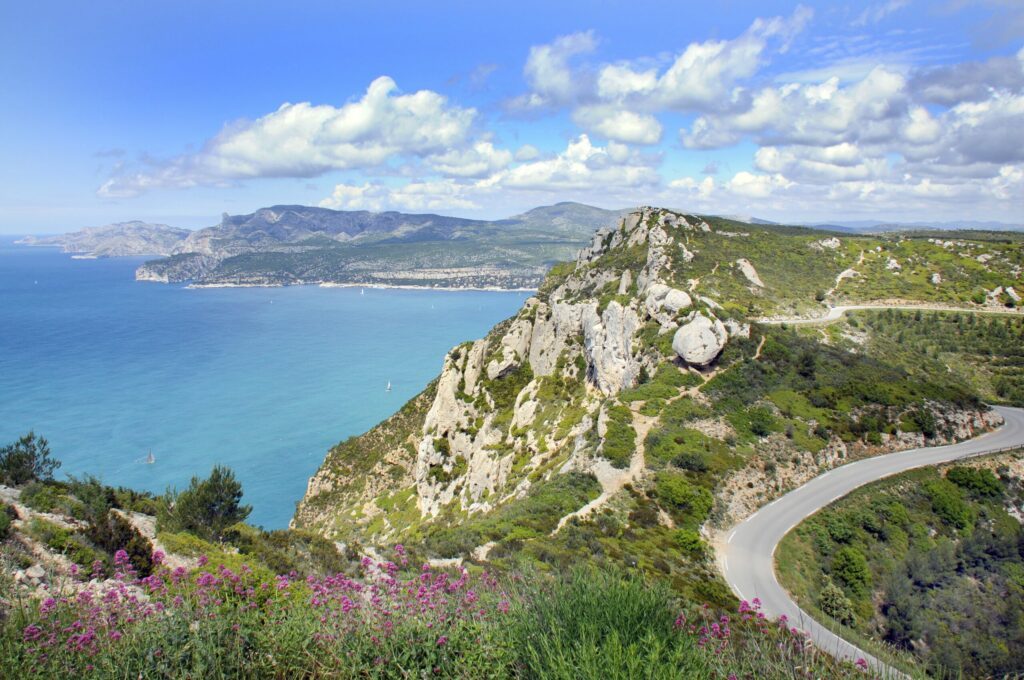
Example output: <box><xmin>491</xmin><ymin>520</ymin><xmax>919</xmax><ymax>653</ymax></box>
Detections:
<box><xmin>319</xmin><ymin>180</ymin><xmax>481</xmax><ymax>212</ymax></box>
<box><xmin>509</xmin><ymin>8</ymin><xmax>813</xmax><ymax>144</ymax></box>
<box><xmin>99</xmin><ymin>76</ymin><xmax>477</xmax><ymax>197</ymax></box>
<box><xmin>909</xmin><ymin>48</ymin><xmax>1024</xmax><ymax>105</ymax></box>
<box><xmin>318</xmin><ymin>135</ymin><xmax>662</xmax><ymax>213</ymax></box>
<box><xmin>508</xmin><ymin>31</ymin><xmax>598</xmax><ymax>111</ymax></box>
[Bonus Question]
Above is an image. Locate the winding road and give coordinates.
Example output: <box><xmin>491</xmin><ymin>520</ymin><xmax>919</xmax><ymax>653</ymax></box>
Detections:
<box><xmin>759</xmin><ymin>303</ymin><xmax>1023</xmax><ymax>326</ymax></box>
<box><xmin>717</xmin><ymin>405</ymin><xmax>1024</xmax><ymax>675</ymax></box>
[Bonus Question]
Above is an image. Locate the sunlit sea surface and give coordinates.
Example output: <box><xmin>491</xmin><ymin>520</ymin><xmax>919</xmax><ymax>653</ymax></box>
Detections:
<box><xmin>0</xmin><ymin>238</ymin><xmax>530</xmax><ymax>527</ymax></box>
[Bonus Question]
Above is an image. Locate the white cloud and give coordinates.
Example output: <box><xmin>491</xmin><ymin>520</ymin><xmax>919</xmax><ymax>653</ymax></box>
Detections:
<box><xmin>318</xmin><ymin>135</ymin><xmax>662</xmax><ymax>213</ymax></box>
<box><xmin>495</xmin><ymin>134</ymin><xmax>660</xmax><ymax>191</ymax></box>
<box><xmin>428</xmin><ymin>141</ymin><xmax>512</xmax><ymax>178</ymax></box>
<box><xmin>99</xmin><ymin>76</ymin><xmax>477</xmax><ymax>197</ymax></box>
<box><xmin>726</xmin><ymin>171</ymin><xmax>794</xmax><ymax>198</ymax></box>
<box><xmin>510</xmin><ymin>8</ymin><xmax>813</xmax><ymax>144</ymax></box>
<box><xmin>511</xmin><ymin>31</ymin><xmax>597</xmax><ymax>110</ymax></box>
<box><xmin>572</xmin><ymin>106</ymin><xmax>663</xmax><ymax>144</ymax></box>
<box><xmin>852</xmin><ymin>0</ymin><xmax>909</xmax><ymax>27</ymax></box>
<box><xmin>319</xmin><ymin>179</ymin><xmax>480</xmax><ymax>212</ymax></box>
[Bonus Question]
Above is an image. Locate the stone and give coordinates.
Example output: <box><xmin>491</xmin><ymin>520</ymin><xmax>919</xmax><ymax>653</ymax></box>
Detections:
<box><xmin>673</xmin><ymin>313</ymin><xmax>728</xmax><ymax>367</ymax></box>
<box><xmin>736</xmin><ymin>259</ymin><xmax>764</xmax><ymax>287</ymax></box>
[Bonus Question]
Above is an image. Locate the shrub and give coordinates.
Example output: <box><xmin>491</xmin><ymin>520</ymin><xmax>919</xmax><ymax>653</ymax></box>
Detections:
<box><xmin>0</xmin><ymin>432</ymin><xmax>60</xmax><ymax>486</ymax></box>
<box><xmin>654</xmin><ymin>472</ymin><xmax>713</xmax><ymax>525</ymax></box>
<box><xmin>602</xmin><ymin>404</ymin><xmax>636</xmax><ymax>469</ymax></box>
<box><xmin>0</xmin><ymin>504</ymin><xmax>12</xmax><ymax>540</ymax></box>
<box><xmin>923</xmin><ymin>478</ymin><xmax>973</xmax><ymax>530</ymax></box>
<box><xmin>159</xmin><ymin>465</ymin><xmax>252</xmax><ymax>543</ymax></box>
<box><xmin>819</xmin><ymin>580</ymin><xmax>856</xmax><ymax>625</ymax></box>
<box><xmin>831</xmin><ymin>546</ymin><xmax>871</xmax><ymax>598</ymax></box>
<box><xmin>674</xmin><ymin>529</ymin><xmax>708</xmax><ymax>558</ymax></box>
<box><xmin>945</xmin><ymin>466</ymin><xmax>1002</xmax><ymax>499</ymax></box>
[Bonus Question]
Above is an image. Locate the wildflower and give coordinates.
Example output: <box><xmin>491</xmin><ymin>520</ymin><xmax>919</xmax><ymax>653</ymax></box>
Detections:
<box><xmin>197</xmin><ymin>554</ymin><xmax>209</xmax><ymax>567</ymax></box>
<box><xmin>23</xmin><ymin>625</ymin><xmax>43</xmax><ymax>642</ymax></box>
<box><xmin>39</xmin><ymin>598</ymin><xmax>57</xmax><ymax>615</ymax></box>
<box><xmin>856</xmin><ymin>658</ymin><xmax>869</xmax><ymax>671</ymax></box>
<box><xmin>109</xmin><ymin>630</ymin><xmax>122</xmax><ymax>642</ymax></box>
<box><xmin>114</xmin><ymin>549</ymin><xmax>130</xmax><ymax>566</ymax></box>
<box><xmin>497</xmin><ymin>600</ymin><xmax>510</xmax><ymax>614</ymax></box>
<box><xmin>436</xmin><ymin>635</ymin><xmax>448</xmax><ymax>646</ymax></box>
<box><xmin>152</xmin><ymin>550</ymin><xmax>165</xmax><ymax>565</ymax></box>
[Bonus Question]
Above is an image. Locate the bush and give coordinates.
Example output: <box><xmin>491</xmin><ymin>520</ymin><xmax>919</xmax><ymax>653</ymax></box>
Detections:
<box><xmin>86</xmin><ymin>511</ymin><xmax>154</xmax><ymax>577</ymax></box>
<box><xmin>0</xmin><ymin>432</ymin><xmax>60</xmax><ymax>486</ymax></box>
<box><xmin>819</xmin><ymin>580</ymin><xmax>856</xmax><ymax>625</ymax></box>
<box><xmin>945</xmin><ymin>466</ymin><xmax>1002</xmax><ymax>499</ymax></box>
<box><xmin>159</xmin><ymin>465</ymin><xmax>252</xmax><ymax>543</ymax></box>
<box><xmin>923</xmin><ymin>479</ymin><xmax>973</xmax><ymax>530</ymax></box>
<box><xmin>0</xmin><ymin>504</ymin><xmax>12</xmax><ymax>540</ymax></box>
<box><xmin>674</xmin><ymin>529</ymin><xmax>708</xmax><ymax>558</ymax></box>
<box><xmin>602</xmin><ymin>404</ymin><xmax>636</xmax><ymax>469</ymax></box>
<box><xmin>831</xmin><ymin>546</ymin><xmax>871</xmax><ymax>598</ymax></box>
<box><xmin>654</xmin><ymin>472</ymin><xmax>713</xmax><ymax>525</ymax></box>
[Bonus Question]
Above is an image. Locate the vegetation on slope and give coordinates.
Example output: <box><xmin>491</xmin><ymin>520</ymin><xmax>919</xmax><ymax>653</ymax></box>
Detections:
<box><xmin>777</xmin><ymin>454</ymin><xmax>1024</xmax><ymax>678</ymax></box>
<box><xmin>835</xmin><ymin>309</ymin><xmax>1024</xmax><ymax>406</ymax></box>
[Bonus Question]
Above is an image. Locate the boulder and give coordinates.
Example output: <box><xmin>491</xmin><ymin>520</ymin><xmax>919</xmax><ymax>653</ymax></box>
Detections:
<box><xmin>736</xmin><ymin>258</ymin><xmax>764</xmax><ymax>287</ymax></box>
<box><xmin>672</xmin><ymin>313</ymin><xmax>728</xmax><ymax>367</ymax></box>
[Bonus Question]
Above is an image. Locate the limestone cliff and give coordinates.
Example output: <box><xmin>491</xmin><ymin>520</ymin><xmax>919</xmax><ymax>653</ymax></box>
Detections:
<box><xmin>293</xmin><ymin>207</ymin><xmax>1004</xmax><ymax>566</ymax></box>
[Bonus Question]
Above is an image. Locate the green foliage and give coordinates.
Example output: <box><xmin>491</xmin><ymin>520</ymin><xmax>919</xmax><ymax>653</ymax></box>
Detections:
<box><xmin>85</xmin><ymin>511</ymin><xmax>154</xmax><ymax>576</ymax></box>
<box><xmin>673</xmin><ymin>529</ymin><xmax>708</xmax><ymax>558</ymax></box>
<box><xmin>923</xmin><ymin>478</ymin><xmax>973</xmax><ymax>530</ymax></box>
<box><xmin>653</xmin><ymin>472</ymin><xmax>713</xmax><ymax>527</ymax></box>
<box><xmin>945</xmin><ymin>465</ymin><xmax>1002</xmax><ymax>499</ymax></box>
<box><xmin>424</xmin><ymin>472</ymin><xmax>601</xmax><ymax>557</ymax></box>
<box><xmin>854</xmin><ymin>309</ymin><xmax>1024</xmax><ymax>407</ymax></box>
<box><xmin>0</xmin><ymin>431</ymin><xmax>61</xmax><ymax>486</ymax></box>
<box><xmin>602</xmin><ymin>404</ymin><xmax>636</xmax><ymax>468</ymax></box>
<box><xmin>778</xmin><ymin>458</ymin><xmax>1024</xmax><ymax>678</ymax></box>
<box><xmin>830</xmin><ymin>546</ymin><xmax>871</xmax><ymax>597</ymax></box>
<box><xmin>160</xmin><ymin>465</ymin><xmax>252</xmax><ymax>543</ymax></box>
<box><xmin>0</xmin><ymin>503</ymin><xmax>13</xmax><ymax>541</ymax></box>
<box><xmin>818</xmin><ymin>580</ymin><xmax>856</xmax><ymax>626</ymax></box>
<box><xmin>26</xmin><ymin>518</ymin><xmax>110</xmax><ymax>575</ymax></box>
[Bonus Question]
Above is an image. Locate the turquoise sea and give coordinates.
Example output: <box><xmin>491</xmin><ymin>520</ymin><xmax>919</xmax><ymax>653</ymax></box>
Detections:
<box><xmin>0</xmin><ymin>238</ymin><xmax>530</xmax><ymax>528</ymax></box>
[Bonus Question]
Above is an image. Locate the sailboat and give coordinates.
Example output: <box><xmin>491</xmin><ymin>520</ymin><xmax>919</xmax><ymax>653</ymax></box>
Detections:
<box><xmin>386</xmin><ymin>381</ymin><xmax>392</xmax><ymax>392</ymax></box>
<box><xmin>361</xmin><ymin>288</ymin><xmax>365</xmax><ymax>295</ymax></box>
<box><xmin>144</xmin><ymin>450</ymin><xmax>155</xmax><ymax>465</ymax></box>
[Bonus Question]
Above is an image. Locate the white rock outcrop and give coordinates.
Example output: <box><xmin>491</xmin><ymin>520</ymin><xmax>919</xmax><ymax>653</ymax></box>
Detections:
<box><xmin>582</xmin><ymin>301</ymin><xmax>641</xmax><ymax>395</ymax></box>
<box><xmin>736</xmin><ymin>258</ymin><xmax>764</xmax><ymax>287</ymax></box>
<box><xmin>672</xmin><ymin>312</ymin><xmax>728</xmax><ymax>367</ymax></box>
<box><xmin>643</xmin><ymin>283</ymin><xmax>692</xmax><ymax>322</ymax></box>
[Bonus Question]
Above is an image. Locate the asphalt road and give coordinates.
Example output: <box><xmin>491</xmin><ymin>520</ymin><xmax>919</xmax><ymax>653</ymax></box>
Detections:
<box><xmin>717</xmin><ymin>405</ymin><xmax>1024</xmax><ymax>676</ymax></box>
<box><xmin>760</xmin><ymin>303</ymin><xmax>1024</xmax><ymax>326</ymax></box>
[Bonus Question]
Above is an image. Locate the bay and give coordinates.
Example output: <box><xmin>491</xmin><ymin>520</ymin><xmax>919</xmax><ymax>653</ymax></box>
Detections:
<box><xmin>0</xmin><ymin>238</ymin><xmax>530</xmax><ymax>528</ymax></box>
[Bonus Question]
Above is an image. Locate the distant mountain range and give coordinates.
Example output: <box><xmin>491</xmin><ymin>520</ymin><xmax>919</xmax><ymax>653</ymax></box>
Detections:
<box><xmin>16</xmin><ymin>221</ymin><xmax>189</xmax><ymax>257</ymax></box>
<box><xmin>18</xmin><ymin>204</ymin><xmax>1024</xmax><ymax>289</ymax></box>
<box><xmin>136</xmin><ymin>202</ymin><xmax>629</xmax><ymax>289</ymax></box>
<box><xmin>722</xmin><ymin>216</ymin><xmax>1024</xmax><ymax>233</ymax></box>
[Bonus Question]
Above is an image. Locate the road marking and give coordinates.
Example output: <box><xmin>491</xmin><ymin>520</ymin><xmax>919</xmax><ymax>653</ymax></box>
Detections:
<box><xmin>727</xmin><ymin>530</ymin><xmax>736</xmax><ymax>544</ymax></box>
<box><xmin>723</xmin><ymin>557</ymin><xmax>729</xmax><ymax>571</ymax></box>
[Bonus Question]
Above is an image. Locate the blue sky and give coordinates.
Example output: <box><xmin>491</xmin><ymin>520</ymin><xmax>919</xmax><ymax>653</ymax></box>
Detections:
<box><xmin>2</xmin><ymin>0</ymin><xmax>1023</xmax><ymax>232</ymax></box>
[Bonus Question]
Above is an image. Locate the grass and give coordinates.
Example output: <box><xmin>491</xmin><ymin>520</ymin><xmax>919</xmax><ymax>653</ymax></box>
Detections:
<box><xmin>0</xmin><ymin>547</ymin><xmax>879</xmax><ymax>680</ymax></box>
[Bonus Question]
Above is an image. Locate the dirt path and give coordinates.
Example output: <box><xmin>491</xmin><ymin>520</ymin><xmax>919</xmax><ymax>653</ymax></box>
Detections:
<box><xmin>553</xmin><ymin>409</ymin><xmax>656</xmax><ymax>533</ymax></box>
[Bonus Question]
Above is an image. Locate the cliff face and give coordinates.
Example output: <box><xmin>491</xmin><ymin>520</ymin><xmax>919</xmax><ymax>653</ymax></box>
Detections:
<box><xmin>293</xmin><ymin>207</ymin><xmax>1003</xmax><ymax>558</ymax></box>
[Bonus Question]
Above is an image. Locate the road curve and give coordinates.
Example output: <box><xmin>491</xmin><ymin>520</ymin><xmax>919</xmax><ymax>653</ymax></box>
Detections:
<box><xmin>759</xmin><ymin>303</ymin><xmax>1024</xmax><ymax>326</ymax></box>
<box><xmin>717</xmin><ymin>405</ymin><xmax>1024</xmax><ymax>675</ymax></box>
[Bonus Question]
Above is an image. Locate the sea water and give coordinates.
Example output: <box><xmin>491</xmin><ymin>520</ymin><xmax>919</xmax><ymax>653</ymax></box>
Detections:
<box><xmin>0</xmin><ymin>238</ymin><xmax>530</xmax><ymax>528</ymax></box>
